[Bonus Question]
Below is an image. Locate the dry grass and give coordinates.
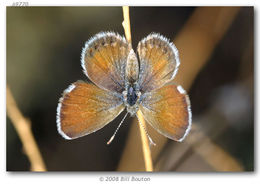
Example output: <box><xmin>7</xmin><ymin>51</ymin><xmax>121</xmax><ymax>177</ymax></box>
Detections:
<box><xmin>6</xmin><ymin>85</ymin><xmax>46</xmax><ymax>171</ymax></box>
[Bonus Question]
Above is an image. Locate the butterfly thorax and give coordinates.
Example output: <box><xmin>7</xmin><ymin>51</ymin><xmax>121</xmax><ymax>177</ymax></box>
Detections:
<box><xmin>127</xmin><ymin>86</ymin><xmax>138</xmax><ymax>106</ymax></box>
<box><xmin>123</xmin><ymin>83</ymin><xmax>141</xmax><ymax>116</ymax></box>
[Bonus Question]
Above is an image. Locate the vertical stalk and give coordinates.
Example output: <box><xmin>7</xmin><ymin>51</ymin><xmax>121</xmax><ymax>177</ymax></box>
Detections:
<box><xmin>122</xmin><ymin>6</ymin><xmax>153</xmax><ymax>171</ymax></box>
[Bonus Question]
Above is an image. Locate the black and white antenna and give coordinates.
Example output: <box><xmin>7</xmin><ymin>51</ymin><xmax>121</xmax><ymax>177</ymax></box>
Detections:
<box><xmin>107</xmin><ymin>112</ymin><xmax>128</xmax><ymax>145</ymax></box>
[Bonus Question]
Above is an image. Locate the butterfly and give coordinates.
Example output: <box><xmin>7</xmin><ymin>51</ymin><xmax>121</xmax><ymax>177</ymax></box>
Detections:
<box><xmin>56</xmin><ymin>32</ymin><xmax>192</xmax><ymax>144</ymax></box>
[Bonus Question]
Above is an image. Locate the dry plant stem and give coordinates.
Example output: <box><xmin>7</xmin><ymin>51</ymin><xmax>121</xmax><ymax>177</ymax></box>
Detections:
<box><xmin>122</xmin><ymin>6</ymin><xmax>132</xmax><ymax>44</ymax></box>
<box><xmin>122</xmin><ymin>6</ymin><xmax>153</xmax><ymax>172</ymax></box>
<box><xmin>6</xmin><ymin>85</ymin><xmax>46</xmax><ymax>171</ymax></box>
<box><xmin>117</xmin><ymin>7</ymin><xmax>240</xmax><ymax>171</ymax></box>
<box><xmin>137</xmin><ymin>111</ymin><xmax>153</xmax><ymax>171</ymax></box>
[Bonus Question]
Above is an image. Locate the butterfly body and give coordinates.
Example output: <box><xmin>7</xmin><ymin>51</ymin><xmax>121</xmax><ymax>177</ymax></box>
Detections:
<box><xmin>57</xmin><ymin>32</ymin><xmax>192</xmax><ymax>142</ymax></box>
<box><xmin>122</xmin><ymin>84</ymin><xmax>139</xmax><ymax>116</ymax></box>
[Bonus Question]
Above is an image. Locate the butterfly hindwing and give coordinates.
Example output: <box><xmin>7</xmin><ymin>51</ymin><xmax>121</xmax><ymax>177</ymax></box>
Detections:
<box><xmin>81</xmin><ymin>32</ymin><xmax>130</xmax><ymax>93</ymax></box>
<box><xmin>139</xmin><ymin>84</ymin><xmax>191</xmax><ymax>141</ymax></box>
<box><xmin>57</xmin><ymin>81</ymin><xmax>125</xmax><ymax>139</ymax></box>
<box><xmin>137</xmin><ymin>33</ymin><xmax>180</xmax><ymax>92</ymax></box>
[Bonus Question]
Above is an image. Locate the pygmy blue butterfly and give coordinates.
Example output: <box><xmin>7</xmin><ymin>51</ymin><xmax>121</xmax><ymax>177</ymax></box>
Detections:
<box><xmin>56</xmin><ymin>32</ymin><xmax>192</xmax><ymax>144</ymax></box>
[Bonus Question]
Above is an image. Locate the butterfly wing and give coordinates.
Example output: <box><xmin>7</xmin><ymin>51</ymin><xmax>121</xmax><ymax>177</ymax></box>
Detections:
<box><xmin>137</xmin><ymin>33</ymin><xmax>180</xmax><ymax>92</ymax></box>
<box><xmin>81</xmin><ymin>32</ymin><xmax>130</xmax><ymax>93</ymax></box>
<box><xmin>139</xmin><ymin>84</ymin><xmax>192</xmax><ymax>141</ymax></box>
<box><xmin>56</xmin><ymin>81</ymin><xmax>124</xmax><ymax>139</ymax></box>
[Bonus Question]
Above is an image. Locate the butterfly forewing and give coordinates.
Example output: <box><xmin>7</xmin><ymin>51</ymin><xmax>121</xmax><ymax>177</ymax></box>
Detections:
<box><xmin>81</xmin><ymin>32</ymin><xmax>130</xmax><ymax>93</ymax></box>
<box><xmin>139</xmin><ymin>84</ymin><xmax>191</xmax><ymax>141</ymax></box>
<box><xmin>57</xmin><ymin>81</ymin><xmax>124</xmax><ymax>139</ymax></box>
<box><xmin>137</xmin><ymin>33</ymin><xmax>180</xmax><ymax>92</ymax></box>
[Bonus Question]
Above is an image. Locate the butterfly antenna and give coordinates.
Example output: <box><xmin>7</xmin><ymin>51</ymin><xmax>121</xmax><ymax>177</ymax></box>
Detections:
<box><xmin>107</xmin><ymin>112</ymin><xmax>128</xmax><ymax>145</ymax></box>
<box><xmin>137</xmin><ymin>115</ymin><xmax>156</xmax><ymax>146</ymax></box>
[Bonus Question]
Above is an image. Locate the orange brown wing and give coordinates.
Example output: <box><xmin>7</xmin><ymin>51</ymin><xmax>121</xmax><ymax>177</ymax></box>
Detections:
<box><xmin>139</xmin><ymin>84</ymin><xmax>192</xmax><ymax>141</ymax></box>
<box><xmin>81</xmin><ymin>32</ymin><xmax>130</xmax><ymax>93</ymax></box>
<box><xmin>137</xmin><ymin>33</ymin><xmax>180</xmax><ymax>92</ymax></box>
<box><xmin>56</xmin><ymin>81</ymin><xmax>125</xmax><ymax>139</ymax></box>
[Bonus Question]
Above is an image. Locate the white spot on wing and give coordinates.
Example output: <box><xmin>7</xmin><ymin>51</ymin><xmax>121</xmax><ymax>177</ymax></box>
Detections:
<box><xmin>177</xmin><ymin>85</ymin><xmax>186</xmax><ymax>94</ymax></box>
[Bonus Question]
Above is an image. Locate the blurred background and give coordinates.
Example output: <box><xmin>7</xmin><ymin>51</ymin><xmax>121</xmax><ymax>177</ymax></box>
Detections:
<box><xmin>6</xmin><ymin>7</ymin><xmax>254</xmax><ymax>171</ymax></box>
